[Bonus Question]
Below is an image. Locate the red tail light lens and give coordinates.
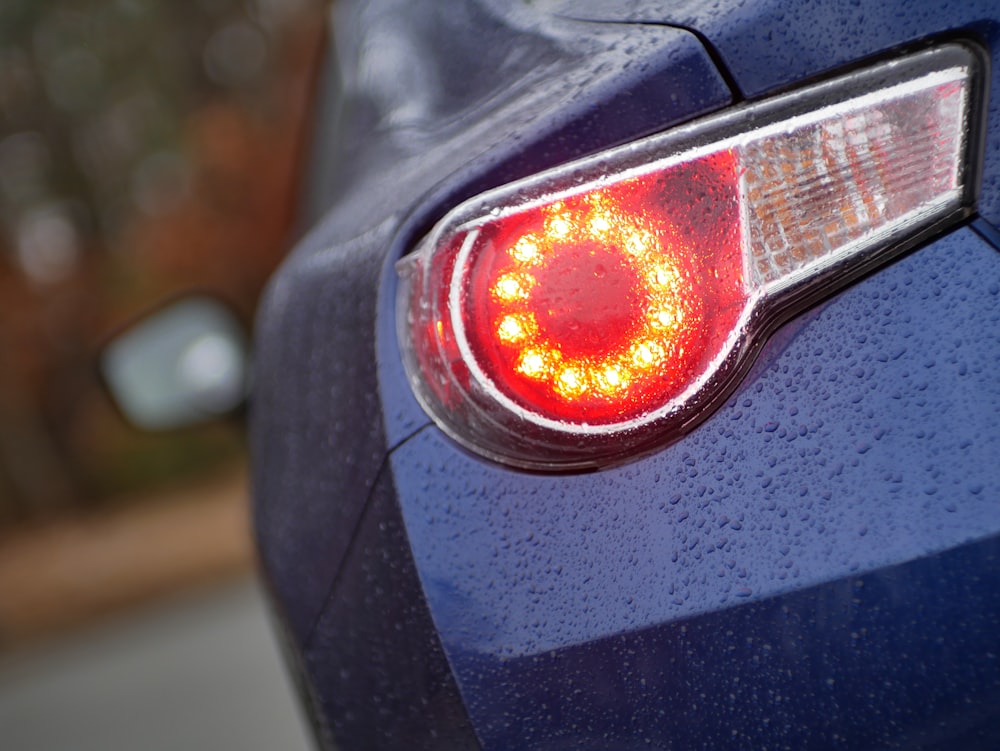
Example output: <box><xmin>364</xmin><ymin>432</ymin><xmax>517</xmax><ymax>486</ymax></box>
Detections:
<box><xmin>463</xmin><ymin>152</ymin><xmax>746</xmax><ymax>426</ymax></box>
<box><xmin>398</xmin><ymin>44</ymin><xmax>985</xmax><ymax>469</ymax></box>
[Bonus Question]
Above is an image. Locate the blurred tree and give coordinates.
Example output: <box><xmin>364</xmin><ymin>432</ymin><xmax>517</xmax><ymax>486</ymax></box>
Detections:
<box><xmin>0</xmin><ymin>0</ymin><xmax>325</xmax><ymax>521</ymax></box>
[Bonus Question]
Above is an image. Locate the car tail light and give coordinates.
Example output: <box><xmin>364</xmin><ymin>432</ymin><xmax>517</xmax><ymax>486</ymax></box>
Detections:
<box><xmin>397</xmin><ymin>43</ymin><xmax>986</xmax><ymax>470</ymax></box>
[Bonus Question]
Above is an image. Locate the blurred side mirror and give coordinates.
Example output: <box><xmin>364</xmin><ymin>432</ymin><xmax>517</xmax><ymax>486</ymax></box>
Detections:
<box><xmin>100</xmin><ymin>296</ymin><xmax>249</xmax><ymax>431</ymax></box>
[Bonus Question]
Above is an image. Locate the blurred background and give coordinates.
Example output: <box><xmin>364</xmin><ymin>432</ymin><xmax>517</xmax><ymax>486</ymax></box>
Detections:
<box><xmin>0</xmin><ymin>0</ymin><xmax>328</xmax><ymax>746</ymax></box>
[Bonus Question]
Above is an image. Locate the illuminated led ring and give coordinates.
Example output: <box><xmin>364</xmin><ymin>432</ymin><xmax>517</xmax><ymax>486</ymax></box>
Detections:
<box><xmin>488</xmin><ymin>197</ymin><xmax>698</xmax><ymax>403</ymax></box>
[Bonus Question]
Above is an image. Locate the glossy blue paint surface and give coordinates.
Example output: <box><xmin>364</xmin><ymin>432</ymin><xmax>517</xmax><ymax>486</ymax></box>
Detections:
<box><xmin>385</xmin><ymin>227</ymin><xmax>1000</xmax><ymax>747</ymax></box>
<box><xmin>367</xmin><ymin>4</ymin><xmax>1000</xmax><ymax>745</ymax></box>
<box><xmin>453</xmin><ymin>535</ymin><xmax>1000</xmax><ymax>749</ymax></box>
<box><xmin>254</xmin><ymin>0</ymin><xmax>1000</xmax><ymax>746</ymax></box>
<box><xmin>461</xmin><ymin>537</ymin><xmax>1000</xmax><ymax>751</ymax></box>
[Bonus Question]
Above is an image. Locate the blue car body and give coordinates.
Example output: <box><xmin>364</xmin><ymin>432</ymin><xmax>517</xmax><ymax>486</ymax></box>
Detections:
<box><xmin>251</xmin><ymin>1</ymin><xmax>1000</xmax><ymax>748</ymax></box>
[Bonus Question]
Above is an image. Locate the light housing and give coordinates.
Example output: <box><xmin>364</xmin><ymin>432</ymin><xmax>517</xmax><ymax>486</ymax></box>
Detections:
<box><xmin>397</xmin><ymin>43</ymin><xmax>987</xmax><ymax>470</ymax></box>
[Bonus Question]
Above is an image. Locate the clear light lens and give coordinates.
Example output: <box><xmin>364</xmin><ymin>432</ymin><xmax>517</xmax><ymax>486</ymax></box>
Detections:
<box><xmin>743</xmin><ymin>72</ymin><xmax>968</xmax><ymax>291</ymax></box>
<box><xmin>398</xmin><ymin>44</ymin><xmax>984</xmax><ymax>469</ymax></box>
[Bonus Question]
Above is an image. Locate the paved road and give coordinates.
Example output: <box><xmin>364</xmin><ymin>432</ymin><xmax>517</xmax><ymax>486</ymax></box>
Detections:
<box><xmin>0</xmin><ymin>577</ymin><xmax>313</xmax><ymax>750</ymax></box>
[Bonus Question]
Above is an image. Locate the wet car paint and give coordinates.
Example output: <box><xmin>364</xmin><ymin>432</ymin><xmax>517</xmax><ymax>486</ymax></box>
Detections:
<box><xmin>384</xmin><ymin>226</ymin><xmax>1000</xmax><ymax>749</ymax></box>
<box><xmin>252</xmin><ymin>0</ymin><xmax>1000</xmax><ymax>747</ymax></box>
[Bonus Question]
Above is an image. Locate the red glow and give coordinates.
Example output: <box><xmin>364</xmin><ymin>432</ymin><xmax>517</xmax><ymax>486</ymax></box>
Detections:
<box><xmin>454</xmin><ymin>151</ymin><xmax>748</xmax><ymax>424</ymax></box>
